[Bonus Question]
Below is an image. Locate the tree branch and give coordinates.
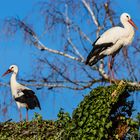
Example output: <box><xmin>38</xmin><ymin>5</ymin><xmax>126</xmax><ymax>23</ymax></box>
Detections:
<box><xmin>15</xmin><ymin>19</ymin><xmax>84</xmax><ymax>63</ymax></box>
<box><xmin>65</xmin><ymin>4</ymin><xmax>84</xmax><ymax>61</ymax></box>
<box><xmin>82</xmin><ymin>0</ymin><xmax>99</xmax><ymax>27</ymax></box>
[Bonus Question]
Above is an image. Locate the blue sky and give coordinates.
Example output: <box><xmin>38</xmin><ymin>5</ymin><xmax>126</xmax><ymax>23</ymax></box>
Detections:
<box><xmin>0</xmin><ymin>0</ymin><xmax>139</xmax><ymax>122</ymax></box>
<box><xmin>0</xmin><ymin>1</ymin><xmax>37</xmax><ymax>18</ymax></box>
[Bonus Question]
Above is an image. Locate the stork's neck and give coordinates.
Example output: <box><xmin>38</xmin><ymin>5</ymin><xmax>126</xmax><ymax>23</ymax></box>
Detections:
<box><xmin>122</xmin><ymin>21</ymin><xmax>134</xmax><ymax>32</ymax></box>
<box><xmin>10</xmin><ymin>72</ymin><xmax>18</xmax><ymax>88</ymax></box>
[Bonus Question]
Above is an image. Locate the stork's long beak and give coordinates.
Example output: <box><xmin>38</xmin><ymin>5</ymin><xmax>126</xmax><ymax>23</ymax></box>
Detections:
<box><xmin>2</xmin><ymin>69</ymin><xmax>12</xmax><ymax>77</ymax></box>
<box><xmin>128</xmin><ymin>19</ymin><xmax>138</xmax><ymax>30</ymax></box>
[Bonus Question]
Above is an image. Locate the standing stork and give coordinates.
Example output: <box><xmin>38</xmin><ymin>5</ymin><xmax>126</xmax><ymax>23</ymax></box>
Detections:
<box><xmin>2</xmin><ymin>65</ymin><xmax>41</xmax><ymax>121</ymax></box>
<box><xmin>85</xmin><ymin>13</ymin><xmax>137</xmax><ymax>76</ymax></box>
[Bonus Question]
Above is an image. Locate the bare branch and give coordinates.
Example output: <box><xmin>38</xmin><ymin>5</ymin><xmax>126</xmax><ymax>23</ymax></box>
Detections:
<box><xmin>75</xmin><ymin>26</ymin><xmax>93</xmax><ymax>44</ymax></box>
<box><xmin>33</xmin><ymin>35</ymin><xmax>84</xmax><ymax>63</ymax></box>
<box><xmin>39</xmin><ymin>58</ymin><xmax>81</xmax><ymax>86</ymax></box>
<box><xmin>104</xmin><ymin>2</ymin><xmax>115</xmax><ymax>26</ymax></box>
<box><xmin>11</xmin><ymin>19</ymin><xmax>85</xmax><ymax>63</ymax></box>
<box><xmin>65</xmin><ymin>4</ymin><xmax>84</xmax><ymax>61</ymax></box>
<box><xmin>82</xmin><ymin>0</ymin><xmax>99</xmax><ymax>27</ymax></box>
<box><xmin>67</xmin><ymin>38</ymin><xmax>85</xmax><ymax>60</ymax></box>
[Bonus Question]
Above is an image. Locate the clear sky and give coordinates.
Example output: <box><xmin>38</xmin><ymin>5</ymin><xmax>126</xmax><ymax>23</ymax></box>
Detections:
<box><xmin>0</xmin><ymin>0</ymin><xmax>139</xmax><ymax>122</ymax></box>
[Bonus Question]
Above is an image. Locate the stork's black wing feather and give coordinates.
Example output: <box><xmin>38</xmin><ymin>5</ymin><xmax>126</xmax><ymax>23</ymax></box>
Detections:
<box><xmin>85</xmin><ymin>38</ymin><xmax>113</xmax><ymax>66</ymax></box>
<box><xmin>15</xmin><ymin>89</ymin><xmax>41</xmax><ymax>110</ymax></box>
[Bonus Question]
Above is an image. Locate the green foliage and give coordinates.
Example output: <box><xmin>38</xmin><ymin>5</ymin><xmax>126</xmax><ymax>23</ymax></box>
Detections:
<box><xmin>63</xmin><ymin>81</ymin><xmax>140</xmax><ymax>139</ymax></box>
<box><xmin>56</xmin><ymin>108</ymin><xmax>71</xmax><ymax>128</ymax></box>
<box><xmin>0</xmin><ymin>81</ymin><xmax>140</xmax><ymax>139</ymax></box>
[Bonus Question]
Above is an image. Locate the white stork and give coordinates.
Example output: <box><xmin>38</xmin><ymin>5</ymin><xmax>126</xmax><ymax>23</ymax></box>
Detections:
<box><xmin>2</xmin><ymin>65</ymin><xmax>41</xmax><ymax>121</ymax></box>
<box><xmin>85</xmin><ymin>13</ymin><xmax>137</xmax><ymax>72</ymax></box>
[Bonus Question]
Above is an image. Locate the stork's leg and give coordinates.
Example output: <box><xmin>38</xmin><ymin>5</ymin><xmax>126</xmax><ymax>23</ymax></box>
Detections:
<box><xmin>110</xmin><ymin>56</ymin><xmax>115</xmax><ymax>78</ymax></box>
<box><xmin>108</xmin><ymin>55</ymin><xmax>115</xmax><ymax>79</ymax></box>
<box><xmin>26</xmin><ymin>108</ymin><xmax>28</xmax><ymax>121</ymax></box>
<box><xmin>19</xmin><ymin>108</ymin><xmax>22</xmax><ymax>121</ymax></box>
<box><xmin>108</xmin><ymin>56</ymin><xmax>112</xmax><ymax>76</ymax></box>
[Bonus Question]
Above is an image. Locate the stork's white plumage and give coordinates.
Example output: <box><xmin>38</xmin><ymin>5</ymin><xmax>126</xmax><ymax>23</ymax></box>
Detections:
<box><xmin>2</xmin><ymin>65</ymin><xmax>41</xmax><ymax>121</ymax></box>
<box><xmin>85</xmin><ymin>13</ymin><xmax>137</xmax><ymax>66</ymax></box>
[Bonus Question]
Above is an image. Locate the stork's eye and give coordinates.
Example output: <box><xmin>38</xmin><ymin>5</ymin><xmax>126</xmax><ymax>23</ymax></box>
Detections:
<box><xmin>11</xmin><ymin>67</ymin><xmax>14</xmax><ymax>69</ymax></box>
<box><xmin>126</xmin><ymin>15</ymin><xmax>129</xmax><ymax>18</ymax></box>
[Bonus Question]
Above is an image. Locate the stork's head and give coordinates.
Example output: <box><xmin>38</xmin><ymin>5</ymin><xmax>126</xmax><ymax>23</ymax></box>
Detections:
<box><xmin>120</xmin><ymin>13</ymin><xmax>137</xmax><ymax>29</ymax></box>
<box><xmin>2</xmin><ymin>65</ymin><xmax>18</xmax><ymax>77</ymax></box>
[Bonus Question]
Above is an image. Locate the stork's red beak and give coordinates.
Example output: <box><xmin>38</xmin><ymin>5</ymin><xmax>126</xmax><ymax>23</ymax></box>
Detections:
<box><xmin>128</xmin><ymin>19</ymin><xmax>138</xmax><ymax>30</ymax></box>
<box><xmin>2</xmin><ymin>69</ymin><xmax>12</xmax><ymax>77</ymax></box>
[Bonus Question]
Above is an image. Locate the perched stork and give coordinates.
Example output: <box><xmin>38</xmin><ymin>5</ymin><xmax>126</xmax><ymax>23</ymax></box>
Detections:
<box><xmin>85</xmin><ymin>13</ymin><xmax>137</xmax><ymax>73</ymax></box>
<box><xmin>2</xmin><ymin>65</ymin><xmax>41</xmax><ymax>121</ymax></box>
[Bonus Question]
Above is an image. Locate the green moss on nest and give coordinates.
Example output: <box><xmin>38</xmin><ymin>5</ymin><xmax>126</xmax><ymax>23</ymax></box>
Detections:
<box><xmin>0</xmin><ymin>114</ymin><xmax>62</xmax><ymax>140</ymax></box>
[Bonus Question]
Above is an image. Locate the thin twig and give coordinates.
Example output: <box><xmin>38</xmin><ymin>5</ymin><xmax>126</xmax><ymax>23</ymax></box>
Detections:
<box><xmin>82</xmin><ymin>0</ymin><xmax>99</xmax><ymax>27</ymax></box>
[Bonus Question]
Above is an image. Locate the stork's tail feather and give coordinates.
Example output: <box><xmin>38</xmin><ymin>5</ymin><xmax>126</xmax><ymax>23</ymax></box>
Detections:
<box><xmin>85</xmin><ymin>59</ymin><xmax>90</xmax><ymax>65</ymax></box>
<box><xmin>36</xmin><ymin>98</ymin><xmax>41</xmax><ymax>110</ymax></box>
<box><xmin>85</xmin><ymin>57</ymin><xmax>99</xmax><ymax>66</ymax></box>
<box><xmin>85</xmin><ymin>54</ymin><xmax>105</xmax><ymax>66</ymax></box>
<box><xmin>85</xmin><ymin>52</ymin><xmax>96</xmax><ymax>65</ymax></box>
